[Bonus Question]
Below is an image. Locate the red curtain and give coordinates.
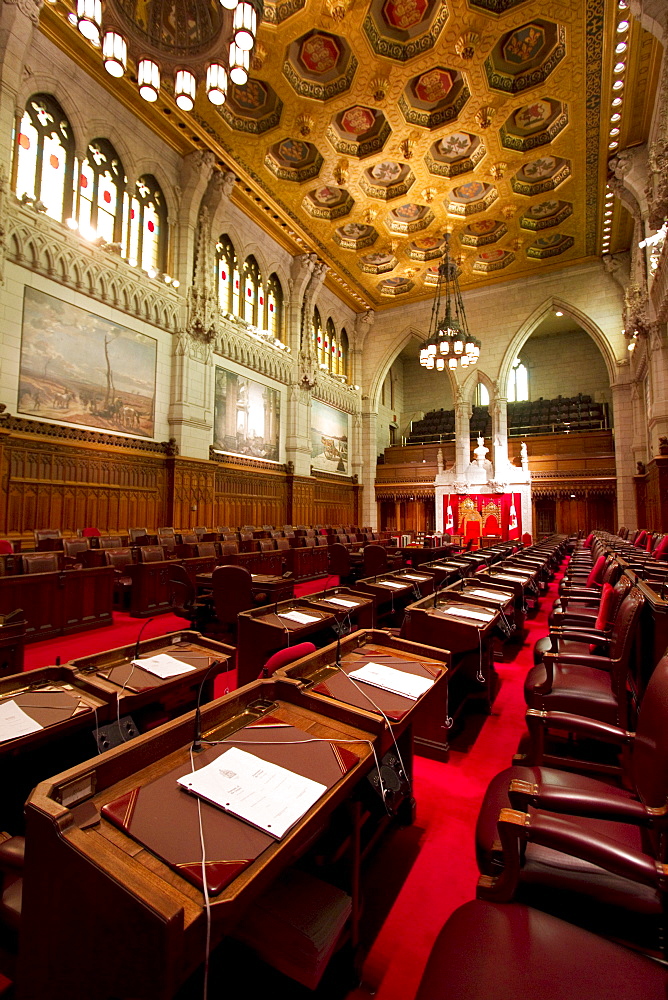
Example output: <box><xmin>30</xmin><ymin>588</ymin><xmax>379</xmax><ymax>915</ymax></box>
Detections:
<box><xmin>443</xmin><ymin>493</ymin><xmax>522</xmax><ymax>541</ymax></box>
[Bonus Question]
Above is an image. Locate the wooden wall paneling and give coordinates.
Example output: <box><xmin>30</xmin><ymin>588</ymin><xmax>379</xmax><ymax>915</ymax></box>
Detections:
<box><xmin>640</xmin><ymin>457</ymin><xmax>668</xmax><ymax>531</ymax></box>
<box><xmin>213</xmin><ymin>459</ymin><xmax>288</xmax><ymax>529</ymax></box>
<box><xmin>168</xmin><ymin>458</ymin><xmax>216</xmax><ymax>529</ymax></box>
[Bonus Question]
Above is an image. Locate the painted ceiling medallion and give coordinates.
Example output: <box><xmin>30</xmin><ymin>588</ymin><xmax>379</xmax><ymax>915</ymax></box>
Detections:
<box><xmin>333</xmin><ymin>222</ymin><xmax>378</xmax><ymax>249</ymax></box>
<box><xmin>386</xmin><ymin>202</ymin><xmax>434</xmax><ymax>233</ymax></box>
<box><xmin>363</xmin><ymin>0</ymin><xmax>449</xmax><ymax>62</ymax></box>
<box><xmin>485</xmin><ymin>19</ymin><xmax>566</xmax><ymax>94</ymax></box>
<box><xmin>265</xmin><ymin>137</ymin><xmax>324</xmax><ymax>181</ymax></box>
<box><xmin>520</xmin><ymin>199</ymin><xmax>573</xmax><ymax>230</ymax></box>
<box><xmin>358</xmin><ymin>250</ymin><xmax>397</xmax><ymax>273</ymax></box>
<box><xmin>500</xmin><ymin>97</ymin><xmax>568</xmax><ymax>152</ymax></box>
<box><xmin>302</xmin><ymin>184</ymin><xmax>354</xmax><ymax>219</ymax></box>
<box><xmin>424</xmin><ymin>260</ymin><xmax>462</xmax><ymax>285</ymax></box>
<box><xmin>378</xmin><ymin>275</ymin><xmax>414</xmax><ymax>295</ymax></box>
<box><xmin>525</xmin><ymin>233</ymin><xmax>574</xmax><ymax>258</ymax></box>
<box><xmin>407</xmin><ymin>236</ymin><xmax>445</xmax><ymax>261</ymax></box>
<box><xmin>511</xmin><ymin>155</ymin><xmax>571</xmax><ymax>196</ymax></box>
<box><xmin>446</xmin><ymin>181</ymin><xmax>498</xmax><ymax>216</ymax></box>
<box><xmin>359</xmin><ymin>160</ymin><xmax>415</xmax><ymax>200</ymax></box>
<box><xmin>424</xmin><ymin>131</ymin><xmax>485</xmax><ymax>178</ymax></box>
<box><xmin>459</xmin><ymin>219</ymin><xmax>507</xmax><ymax>247</ymax></box>
<box><xmin>218</xmin><ymin>79</ymin><xmax>283</xmax><ymax>135</ymax></box>
<box><xmin>284</xmin><ymin>29</ymin><xmax>357</xmax><ymax>101</ymax></box>
<box><xmin>472</xmin><ymin>248</ymin><xmax>516</xmax><ymax>272</ymax></box>
<box><xmin>326</xmin><ymin>106</ymin><xmax>391</xmax><ymax>158</ymax></box>
<box><xmin>399</xmin><ymin>67</ymin><xmax>470</xmax><ymax>130</ymax></box>
<box><xmin>262</xmin><ymin>0</ymin><xmax>306</xmax><ymax>25</ymax></box>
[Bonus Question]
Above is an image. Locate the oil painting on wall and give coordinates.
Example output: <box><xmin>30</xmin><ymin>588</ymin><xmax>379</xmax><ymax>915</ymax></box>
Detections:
<box><xmin>311</xmin><ymin>400</ymin><xmax>349</xmax><ymax>475</ymax></box>
<box><xmin>213</xmin><ymin>367</ymin><xmax>281</xmax><ymax>462</ymax></box>
<box><xmin>18</xmin><ymin>287</ymin><xmax>157</xmax><ymax>437</ymax></box>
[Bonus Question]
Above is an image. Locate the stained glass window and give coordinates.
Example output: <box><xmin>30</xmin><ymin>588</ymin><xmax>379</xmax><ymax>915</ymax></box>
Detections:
<box><xmin>242</xmin><ymin>255</ymin><xmax>260</xmax><ymax>325</ymax></box>
<box><xmin>125</xmin><ymin>174</ymin><xmax>167</xmax><ymax>272</ymax></box>
<box><xmin>339</xmin><ymin>328</ymin><xmax>349</xmax><ymax>381</ymax></box>
<box><xmin>216</xmin><ymin>235</ymin><xmax>236</xmax><ymax>313</ymax></box>
<box><xmin>266</xmin><ymin>273</ymin><xmax>283</xmax><ymax>341</ymax></box>
<box><xmin>15</xmin><ymin>94</ymin><xmax>75</xmax><ymax>222</ymax></box>
<box><xmin>313</xmin><ymin>307</ymin><xmax>323</xmax><ymax>365</ymax></box>
<box><xmin>77</xmin><ymin>138</ymin><xmax>125</xmax><ymax>242</ymax></box>
<box><xmin>325</xmin><ymin>318</ymin><xmax>336</xmax><ymax>373</ymax></box>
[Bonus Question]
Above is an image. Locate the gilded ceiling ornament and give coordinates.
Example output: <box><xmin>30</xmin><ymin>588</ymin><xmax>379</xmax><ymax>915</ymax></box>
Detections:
<box><xmin>363</xmin><ymin>206</ymin><xmax>378</xmax><ymax>223</ymax></box>
<box><xmin>455</xmin><ymin>31</ymin><xmax>480</xmax><ymax>60</ymax></box>
<box><xmin>333</xmin><ymin>158</ymin><xmax>349</xmax><ymax>184</ymax></box>
<box><xmin>501</xmin><ymin>205</ymin><xmax>515</xmax><ymax>219</ymax></box>
<box><xmin>421</xmin><ymin>187</ymin><xmax>437</xmax><ymax>203</ymax></box>
<box><xmin>250</xmin><ymin>41</ymin><xmax>267</xmax><ymax>71</ymax></box>
<box><xmin>325</xmin><ymin>0</ymin><xmax>353</xmax><ymax>21</ymax></box>
<box><xmin>371</xmin><ymin>77</ymin><xmax>389</xmax><ymax>102</ymax></box>
<box><xmin>296</xmin><ymin>113</ymin><xmax>314</xmax><ymax>136</ymax></box>
<box><xmin>475</xmin><ymin>106</ymin><xmax>496</xmax><ymax>129</ymax></box>
<box><xmin>399</xmin><ymin>136</ymin><xmax>416</xmax><ymax>160</ymax></box>
<box><xmin>489</xmin><ymin>162</ymin><xmax>508</xmax><ymax>180</ymax></box>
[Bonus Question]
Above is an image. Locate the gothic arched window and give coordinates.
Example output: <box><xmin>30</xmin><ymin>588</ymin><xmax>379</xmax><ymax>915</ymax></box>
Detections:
<box><xmin>15</xmin><ymin>93</ymin><xmax>75</xmax><ymax>223</ymax></box>
<box><xmin>242</xmin><ymin>255</ymin><xmax>261</xmax><ymax>325</ymax></box>
<box><xmin>266</xmin><ymin>273</ymin><xmax>283</xmax><ymax>340</ymax></box>
<box><xmin>325</xmin><ymin>318</ymin><xmax>336</xmax><ymax>373</ymax></box>
<box><xmin>216</xmin><ymin>234</ymin><xmax>236</xmax><ymax>314</ymax></box>
<box><xmin>507</xmin><ymin>358</ymin><xmax>529</xmax><ymax>402</ymax></box>
<box><xmin>339</xmin><ymin>327</ymin><xmax>349</xmax><ymax>381</ymax></box>
<box><xmin>77</xmin><ymin>138</ymin><xmax>125</xmax><ymax>243</ymax></box>
<box><xmin>313</xmin><ymin>307</ymin><xmax>323</xmax><ymax>365</ymax></box>
<box><xmin>125</xmin><ymin>174</ymin><xmax>167</xmax><ymax>272</ymax></box>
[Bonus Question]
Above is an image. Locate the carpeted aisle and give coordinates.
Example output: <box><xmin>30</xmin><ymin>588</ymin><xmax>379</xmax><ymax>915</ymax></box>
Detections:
<box><xmin>347</xmin><ymin>563</ymin><xmax>564</xmax><ymax>1000</ymax></box>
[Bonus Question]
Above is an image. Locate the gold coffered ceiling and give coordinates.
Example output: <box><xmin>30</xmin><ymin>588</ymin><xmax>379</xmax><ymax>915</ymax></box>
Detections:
<box><xmin>43</xmin><ymin>0</ymin><xmax>662</xmax><ymax>310</ymax></box>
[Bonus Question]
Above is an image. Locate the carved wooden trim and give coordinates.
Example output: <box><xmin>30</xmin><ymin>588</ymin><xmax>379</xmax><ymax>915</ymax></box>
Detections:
<box><xmin>0</xmin><ymin>413</ymin><xmax>172</xmax><ymax>454</ymax></box>
<box><xmin>209</xmin><ymin>447</ymin><xmax>287</xmax><ymax>473</ymax></box>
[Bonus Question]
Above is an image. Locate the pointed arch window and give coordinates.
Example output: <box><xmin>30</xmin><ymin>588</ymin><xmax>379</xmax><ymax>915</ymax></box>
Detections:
<box><xmin>242</xmin><ymin>255</ymin><xmax>260</xmax><ymax>325</ymax></box>
<box><xmin>313</xmin><ymin>307</ymin><xmax>323</xmax><ymax>364</ymax></box>
<box><xmin>508</xmin><ymin>358</ymin><xmax>528</xmax><ymax>402</ymax></box>
<box><xmin>325</xmin><ymin>318</ymin><xmax>336</xmax><ymax>373</ymax></box>
<box><xmin>266</xmin><ymin>273</ymin><xmax>283</xmax><ymax>341</ymax></box>
<box><xmin>125</xmin><ymin>174</ymin><xmax>167</xmax><ymax>272</ymax></box>
<box><xmin>339</xmin><ymin>327</ymin><xmax>349</xmax><ymax>380</ymax></box>
<box><xmin>216</xmin><ymin>234</ymin><xmax>236</xmax><ymax>314</ymax></box>
<box><xmin>77</xmin><ymin>138</ymin><xmax>125</xmax><ymax>243</ymax></box>
<box><xmin>476</xmin><ymin>382</ymin><xmax>490</xmax><ymax>406</ymax></box>
<box><xmin>15</xmin><ymin>93</ymin><xmax>75</xmax><ymax>223</ymax></box>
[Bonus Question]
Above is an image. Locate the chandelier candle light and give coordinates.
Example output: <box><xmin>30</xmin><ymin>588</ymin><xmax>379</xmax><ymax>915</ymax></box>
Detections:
<box><xmin>419</xmin><ymin>234</ymin><xmax>481</xmax><ymax>372</ymax></box>
<box><xmin>76</xmin><ymin>0</ymin><xmax>263</xmax><ymax>108</ymax></box>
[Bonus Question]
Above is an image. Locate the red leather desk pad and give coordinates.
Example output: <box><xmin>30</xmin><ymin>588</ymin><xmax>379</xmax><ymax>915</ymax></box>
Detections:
<box><xmin>102</xmin><ymin>715</ymin><xmax>359</xmax><ymax>894</ymax></box>
<box><xmin>312</xmin><ymin>650</ymin><xmax>443</xmax><ymax>722</ymax></box>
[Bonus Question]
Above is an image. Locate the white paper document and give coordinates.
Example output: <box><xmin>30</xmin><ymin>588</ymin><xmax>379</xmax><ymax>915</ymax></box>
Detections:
<box><xmin>325</xmin><ymin>597</ymin><xmax>359</xmax><ymax>608</ymax></box>
<box><xmin>347</xmin><ymin>661</ymin><xmax>434</xmax><ymax>701</ymax></box>
<box><xmin>494</xmin><ymin>574</ymin><xmax>529</xmax><ymax>582</ymax></box>
<box><xmin>376</xmin><ymin>580</ymin><xmax>407</xmax><ymax>589</ymax></box>
<box><xmin>0</xmin><ymin>700</ymin><xmax>43</xmax><ymax>742</ymax></box>
<box><xmin>279</xmin><ymin>610</ymin><xmax>320</xmax><ymax>625</ymax></box>
<box><xmin>402</xmin><ymin>574</ymin><xmax>428</xmax><ymax>582</ymax></box>
<box><xmin>132</xmin><ymin>653</ymin><xmax>196</xmax><ymax>678</ymax></box>
<box><xmin>468</xmin><ymin>589</ymin><xmax>512</xmax><ymax>601</ymax></box>
<box><xmin>441</xmin><ymin>605</ymin><xmax>495</xmax><ymax>623</ymax></box>
<box><xmin>177</xmin><ymin>747</ymin><xmax>327</xmax><ymax>839</ymax></box>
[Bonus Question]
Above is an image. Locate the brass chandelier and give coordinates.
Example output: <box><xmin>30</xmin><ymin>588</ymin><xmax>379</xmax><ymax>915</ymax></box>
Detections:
<box><xmin>74</xmin><ymin>0</ymin><xmax>263</xmax><ymax>110</ymax></box>
<box><xmin>419</xmin><ymin>234</ymin><xmax>481</xmax><ymax>372</ymax></box>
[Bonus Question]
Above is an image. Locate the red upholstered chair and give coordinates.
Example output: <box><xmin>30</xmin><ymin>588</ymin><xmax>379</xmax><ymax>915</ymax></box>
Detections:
<box><xmin>0</xmin><ymin>541</ymin><xmax>13</xmax><ymax>555</ymax></box>
<box><xmin>548</xmin><ymin>574</ymin><xmax>631</xmax><ymax>632</ymax></box>
<box><xmin>524</xmin><ymin>586</ymin><xmax>644</xmax><ymax>729</ymax></box>
<box><xmin>483</xmin><ymin>514</ymin><xmax>500</xmax><ymax>536</ymax></box>
<box><xmin>475</xmin><ymin>655</ymin><xmax>668</xmax><ymax>955</ymax></box>
<box><xmin>634</xmin><ymin>529</ymin><xmax>648</xmax><ymax>547</ymax></box>
<box><xmin>259</xmin><ymin>642</ymin><xmax>317</xmax><ymax>678</ymax></box>
<box><xmin>653</xmin><ymin>535</ymin><xmax>668</xmax><ymax>561</ymax></box>
<box><xmin>81</xmin><ymin>527</ymin><xmax>101</xmax><ymax>538</ymax></box>
<box><xmin>521</xmin><ymin>532</ymin><xmax>532</xmax><ymax>547</ymax></box>
<box><xmin>533</xmin><ymin>581</ymin><xmax>618</xmax><ymax>664</ymax></box>
<box><xmin>414</xmin><ymin>900</ymin><xmax>667</xmax><ymax>1000</ymax></box>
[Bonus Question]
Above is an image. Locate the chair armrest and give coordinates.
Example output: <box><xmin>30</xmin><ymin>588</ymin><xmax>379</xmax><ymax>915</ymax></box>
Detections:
<box><xmin>507</xmin><ymin>778</ymin><xmax>649</xmax><ymax>825</ymax></box>
<box><xmin>525</xmin><ymin>708</ymin><xmax>632</xmax><ymax>745</ymax></box>
<box><xmin>549</xmin><ymin>628</ymin><xmax>611</xmax><ymax>647</ymax></box>
<box><xmin>542</xmin><ymin>650</ymin><xmax>615</xmax><ymax>670</ymax></box>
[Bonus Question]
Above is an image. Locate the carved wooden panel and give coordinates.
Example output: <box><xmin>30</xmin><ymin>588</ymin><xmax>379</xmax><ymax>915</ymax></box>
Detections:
<box><xmin>637</xmin><ymin>457</ymin><xmax>668</xmax><ymax>531</ymax></box>
<box><xmin>292</xmin><ymin>475</ymin><xmax>360</xmax><ymax>526</ymax></box>
<box><xmin>213</xmin><ymin>463</ymin><xmax>288</xmax><ymax>529</ymax></box>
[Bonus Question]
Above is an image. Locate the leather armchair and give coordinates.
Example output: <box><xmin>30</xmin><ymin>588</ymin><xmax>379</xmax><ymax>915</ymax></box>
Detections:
<box><xmin>167</xmin><ymin>564</ymin><xmax>213</xmax><ymax>631</ymax></box>
<box><xmin>548</xmin><ymin>573</ymin><xmax>631</xmax><ymax>630</ymax></box>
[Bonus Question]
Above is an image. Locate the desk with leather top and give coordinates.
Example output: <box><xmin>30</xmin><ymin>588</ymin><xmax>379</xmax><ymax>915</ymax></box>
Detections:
<box><xmin>237</xmin><ymin>599</ymin><xmax>338</xmax><ymax>687</ymax></box>
<box><xmin>300</xmin><ymin>586</ymin><xmax>376</xmax><ymax>630</ymax></box>
<box><xmin>353</xmin><ymin>573</ymin><xmax>427</xmax><ymax>626</ymax></box>
<box><xmin>275</xmin><ymin>629</ymin><xmax>451</xmax><ymax>762</ymax></box>
<box><xmin>19</xmin><ymin>679</ymin><xmax>394</xmax><ymax>1000</ymax></box>
<box><xmin>195</xmin><ymin>571</ymin><xmax>294</xmax><ymax>605</ymax></box>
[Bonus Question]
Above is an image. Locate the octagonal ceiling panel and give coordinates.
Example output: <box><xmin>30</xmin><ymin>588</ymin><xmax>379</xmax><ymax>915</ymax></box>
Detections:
<box><xmin>485</xmin><ymin>20</ymin><xmax>566</xmax><ymax>94</ymax></box>
<box><xmin>263</xmin><ymin>0</ymin><xmax>307</xmax><ymax>24</ymax></box>
<box><xmin>424</xmin><ymin>260</ymin><xmax>462</xmax><ymax>284</ymax></box>
<box><xmin>406</xmin><ymin>235</ymin><xmax>445</xmax><ymax>260</ymax></box>
<box><xmin>302</xmin><ymin>184</ymin><xmax>354</xmax><ymax>219</ymax></box>
<box><xmin>520</xmin><ymin>199</ymin><xmax>573</xmax><ymax>230</ymax></box>
<box><xmin>472</xmin><ymin>249</ymin><xmax>516</xmax><ymax>272</ymax></box>
<box><xmin>326</xmin><ymin>106</ymin><xmax>391</xmax><ymax>158</ymax></box>
<box><xmin>378</xmin><ymin>275</ymin><xmax>415</xmax><ymax>295</ymax></box>
<box><xmin>499</xmin><ymin>97</ymin><xmax>568</xmax><ymax>152</ymax></box>
<box><xmin>446</xmin><ymin>181</ymin><xmax>498</xmax><ymax>216</ymax></box>
<box><xmin>399</xmin><ymin>67</ymin><xmax>470</xmax><ymax>129</ymax></box>
<box><xmin>525</xmin><ymin>233</ymin><xmax>575</xmax><ymax>258</ymax></box>
<box><xmin>358</xmin><ymin>250</ymin><xmax>397</xmax><ymax>273</ymax></box>
<box><xmin>359</xmin><ymin>161</ymin><xmax>415</xmax><ymax>200</ymax></box>
<box><xmin>469</xmin><ymin>0</ymin><xmax>530</xmax><ymax>11</ymax></box>
<box><xmin>459</xmin><ymin>219</ymin><xmax>507</xmax><ymax>246</ymax></box>
<box><xmin>284</xmin><ymin>29</ymin><xmax>357</xmax><ymax>101</ymax></box>
<box><xmin>218</xmin><ymin>79</ymin><xmax>283</xmax><ymax>135</ymax></box>
<box><xmin>363</xmin><ymin>0</ymin><xmax>449</xmax><ymax>62</ymax></box>
<box><xmin>511</xmin><ymin>155</ymin><xmax>571</xmax><ymax>196</ymax></box>
<box><xmin>265</xmin><ymin>137</ymin><xmax>323</xmax><ymax>181</ymax></box>
<box><xmin>333</xmin><ymin>223</ymin><xmax>378</xmax><ymax>250</ymax></box>
<box><xmin>424</xmin><ymin>131</ymin><xmax>485</xmax><ymax>177</ymax></box>
<box><xmin>386</xmin><ymin>203</ymin><xmax>434</xmax><ymax>233</ymax></box>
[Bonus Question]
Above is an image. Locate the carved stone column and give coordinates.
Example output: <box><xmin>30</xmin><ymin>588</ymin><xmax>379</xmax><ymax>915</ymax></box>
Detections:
<box><xmin>360</xmin><ymin>408</ymin><xmax>378</xmax><ymax>528</ymax></box>
<box><xmin>491</xmin><ymin>391</ymin><xmax>509</xmax><ymax>483</ymax></box>
<box><xmin>611</xmin><ymin>371</ymin><xmax>637</xmax><ymax>529</ymax></box>
<box><xmin>454</xmin><ymin>398</ymin><xmax>472</xmax><ymax>480</ymax></box>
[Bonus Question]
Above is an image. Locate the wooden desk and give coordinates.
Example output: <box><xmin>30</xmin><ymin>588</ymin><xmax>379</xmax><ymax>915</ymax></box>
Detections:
<box><xmin>0</xmin><ymin>611</ymin><xmax>26</xmax><ymax>677</ymax></box>
<box><xmin>19</xmin><ymin>681</ymin><xmax>384</xmax><ymax>1000</ymax></box>
<box><xmin>237</xmin><ymin>599</ymin><xmax>337</xmax><ymax>686</ymax></box>
<box><xmin>444</xmin><ymin>579</ymin><xmax>520</xmax><ymax>634</ymax></box>
<box><xmin>301</xmin><ymin>586</ymin><xmax>376</xmax><ymax>630</ymax></box>
<box><xmin>70</xmin><ymin>630</ymin><xmax>235</xmax><ymax>732</ymax></box>
<box><xmin>0</xmin><ymin>566</ymin><xmax>113</xmax><ymax>641</ymax></box>
<box><xmin>0</xmin><ymin>665</ymin><xmax>108</xmax><ymax>832</ymax></box>
<box><xmin>475</xmin><ymin>568</ymin><xmax>538</xmax><ymax>613</ymax></box>
<box><xmin>402</xmin><ymin>592</ymin><xmax>500</xmax><ymax>724</ymax></box>
<box><xmin>353</xmin><ymin>573</ymin><xmax>423</xmax><ymax>627</ymax></box>
<box><xmin>275</xmin><ymin>629</ymin><xmax>451</xmax><ymax>762</ymax></box>
<box><xmin>195</xmin><ymin>571</ymin><xmax>294</xmax><ymax>605</ymax></box>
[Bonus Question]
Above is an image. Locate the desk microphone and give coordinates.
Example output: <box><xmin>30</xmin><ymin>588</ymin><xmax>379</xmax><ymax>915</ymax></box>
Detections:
<box><xmin>192</xmin><ymin>658</ymin><xmax>226</xmax><ymax>752</ymax></box>
<box><xmin>133</xmin><ymin>616</ymin><xmax>156</xmax><ymax>664</ymax></box>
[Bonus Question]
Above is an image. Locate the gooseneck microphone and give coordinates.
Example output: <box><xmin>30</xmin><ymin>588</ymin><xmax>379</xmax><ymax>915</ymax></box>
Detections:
<box><xmin>193</xmin><ymin>658</ymin><xmax>226</xmax><ymax>752</ymax></box>
<box><xmin>133</xmin><ymin>616</ymin><xmax>156</xmax><ymax>665</ymax></box>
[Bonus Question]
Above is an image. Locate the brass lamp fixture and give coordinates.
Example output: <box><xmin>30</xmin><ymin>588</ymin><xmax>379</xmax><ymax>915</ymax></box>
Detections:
<box><xmin>419</xmin><ymin>234</ymin><xmax>481</xmax><ymax>372</ymax></box>
<box><xmin>75</xmin><ymin>0</ymin><xmax>263</xmax><ymax>109</ymax></box>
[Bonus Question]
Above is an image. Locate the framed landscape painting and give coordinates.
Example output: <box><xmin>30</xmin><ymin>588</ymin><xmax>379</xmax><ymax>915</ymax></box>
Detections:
<box><xmin>213</xmin><ymin>366</ymin><xmax>281</xmax><ymax>462</ymax></box>
<box><xmin>18</xmin><ymin>287</ymin><xmax>157</xmax><ymax>437</ymax></box>
<box><xmin>311</xmin><ymin>400</ymin><xmax>349</xmax><ymax>475</ymax></box>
